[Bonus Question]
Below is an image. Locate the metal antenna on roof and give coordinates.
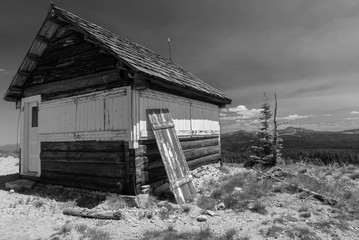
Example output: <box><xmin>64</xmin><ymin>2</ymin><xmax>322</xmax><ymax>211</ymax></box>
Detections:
<box><xmin>168</xmin><ymin>37</ymin><xmax>172</xmax><ymax>61</ymax></box>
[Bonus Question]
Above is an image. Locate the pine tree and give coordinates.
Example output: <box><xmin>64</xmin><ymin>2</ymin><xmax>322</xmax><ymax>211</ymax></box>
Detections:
<box><xmin>249</xmin><ymin>93</ymin><xmax>274</xmax><ymax>166</ymax></box>
<box><xmin>248</xmin><ymin>93</ymin><xmax>283</xmax><ymax>167</ymax></box>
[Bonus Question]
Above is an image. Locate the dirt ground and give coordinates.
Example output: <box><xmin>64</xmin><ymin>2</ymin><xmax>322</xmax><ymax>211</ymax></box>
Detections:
<box><xmin>0</xmin><ymin>157</ymin><xmax>359</xmax><ymax>240</ymax></box>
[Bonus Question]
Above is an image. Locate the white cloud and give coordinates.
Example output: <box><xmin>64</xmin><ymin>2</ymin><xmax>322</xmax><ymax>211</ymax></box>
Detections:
<box><xmin>221</xmin><ymin>116</ymin><xmax>237</xmax><ymax>121</ymax></box>
<box><xmin>227</xmin><ymin>105</ymin><xmax>261</xmax><ymax>119</ymax></box>
<box><xmin>278</xmin><ymin>114</ymin><xmax>313</xmax><ymax>121</ymax></box>
<box><xmin>323</xmin><ymin>114</ymin><xmax>332</xmax><ymax>117</ymax></box>
<box><xmin>345</xmin><ymin>117</ymin><xmax>359</xmax><ymax>120</ymax></box>
<box><xmin>0</xmin><ymin>69</ymin><xmax>5</xmax><ymax>72</ymax></box>
<box><xmin>349</xmin><ymin>111</ymin><xmax>359</xmax><ymax>114</ymax></box>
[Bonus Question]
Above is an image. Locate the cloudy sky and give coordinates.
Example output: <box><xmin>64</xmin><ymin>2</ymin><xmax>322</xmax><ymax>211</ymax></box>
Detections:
<box><xmin>1</xmin><ymin>0</ymin><xmax>359</xmax><ymax>145</ymax></box>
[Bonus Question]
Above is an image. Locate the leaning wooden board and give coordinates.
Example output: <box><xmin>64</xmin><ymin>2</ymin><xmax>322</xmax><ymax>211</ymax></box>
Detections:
<box><xmin>147</xmin><ymin>109</ymin><xmax>196</xmax><ymax>204</ymax></box>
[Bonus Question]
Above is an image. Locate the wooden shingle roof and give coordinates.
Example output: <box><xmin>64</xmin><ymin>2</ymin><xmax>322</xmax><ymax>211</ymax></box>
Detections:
<box><xmin>4</xmin><ymin>5</ymin><xmax>231</xmax><ymax>105</ymax></box>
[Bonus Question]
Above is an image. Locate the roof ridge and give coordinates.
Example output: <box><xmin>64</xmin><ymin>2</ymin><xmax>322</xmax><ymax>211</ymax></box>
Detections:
<box><xmin>52</xmin><ymin>6</ymin><xmax>206</xmax><ymax>81</ymax></box>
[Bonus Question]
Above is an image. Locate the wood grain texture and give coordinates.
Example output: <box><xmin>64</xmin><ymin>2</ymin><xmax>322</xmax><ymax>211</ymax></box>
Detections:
<box><xmin>138</xmin><ymin>136</ymin><xmax>221</xmax><ymax>188</ymax></box>
<box><xmin>147</xmin><ymin>108</ymin><xmax>196</xmax><ymax>204</ymax></box>
<box><xmin>41</xmin><ymin>171</ymin><xmax>122</xmax><ymax>192</ymax></box>
<box><xmin>40</xmin><ymin>141</ymin><xmax>129</xmax><ymax>193</ymax></box>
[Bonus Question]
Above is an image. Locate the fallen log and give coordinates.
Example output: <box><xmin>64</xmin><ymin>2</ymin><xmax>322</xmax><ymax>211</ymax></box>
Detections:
<box><xmin>63</xmin><ymin>208</ymin><xmax>123</xmax><ymax>220</ymax></box>
<box><xmin>252</xmin><ymin>167</ymin><xmax>338</xmax><ymax>206</ymax></box>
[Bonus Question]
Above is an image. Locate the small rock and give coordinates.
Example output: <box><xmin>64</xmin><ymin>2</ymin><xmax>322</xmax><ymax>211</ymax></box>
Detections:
<box><xmin>197</xmin><ymin>215</ymin><xmax>208</xmax><ymax>222</ymax></box>
<box><xmin>9</xmin><ymin>189</ymin><xmax>15</xmax><ymax>194</ymax></box>
<box><xmin>5</xmin><ymin>179</ymin><xmax>34</xmax><ymax>192</ymax></box>
<box><xmin>136</xmin><ymin>194</ymin><xmax>150</xmax><ymax>208</ymax></box>
<box><xmin>299</xmin><ymin>169</ymin><xmax>308</xmax><ymax>174</ymax></box>
<box><xmin>157</xmin><ymin>201</ymin><xmax>180</xmax><ymax>210</ymax></box>
<box><xmin>168</xmin><ymin>202</ymin><xmax>181</xmax><ymax>210</ymax></box>
<box><xmin>215</xmin><ymin>202</ymin><xmax>225</xmax><ymax>210</ymax></box>
<box><xmin>233</xmin><ymin>187</ymin><xmax>243</xmax><ymax>193</ymax></box>
<box><xmin>247</xmin><ymin>203</ymin><xmax>255</xmax><ymax>210</ymax></box>
<box><xmin>157</xmin><ymin>201</ymin><xmax>168</xmax><ymax>207</ymax></box>
<box><xmin>206</xmin><ymin>210</ymin><xmax>217</xmax><ymax>217</ymax></box>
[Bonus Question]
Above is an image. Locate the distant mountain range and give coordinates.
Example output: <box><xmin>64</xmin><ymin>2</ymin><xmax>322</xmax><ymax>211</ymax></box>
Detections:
<box><xmin>0</xmin><ymin>144</ymin><xmax>17</xmax><ymax>154</ymax></box>
<box><xmin>0</xmin><ymin>127</ymin><xmax>358</xmax><ymax>154</ymax></box>
<box><xmin>221</xmin><ymin>127</ymin><xmax>359</xmax><ymax>151</ymax></box>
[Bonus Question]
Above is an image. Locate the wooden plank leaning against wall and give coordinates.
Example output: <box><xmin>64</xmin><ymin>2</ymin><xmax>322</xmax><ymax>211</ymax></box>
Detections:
<box><xmin>147</xmin><ymin>108</ymin><xmax>196</xmax><ymax>204</ymax></box>
<box><xmin>133</xmin><ymin>89</ymin><xmax>221</xmax><ymax>194</ymax></box>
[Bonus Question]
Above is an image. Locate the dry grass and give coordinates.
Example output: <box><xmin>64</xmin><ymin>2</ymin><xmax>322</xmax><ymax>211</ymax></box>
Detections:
<box><xmin>259</xmin><ymin>225</ymin><xmax>285</xmax><ymax>238</ymax></box>
<box><xmin>248</xmin><ymin>201</ymin><xmax>267</xmax><ymax>215</ymax></box>
<box><xmin>140</xmin><ymin>226</ymin><xmax>246</xmax><ymax>240</ymax></box>
<box><xmin>196</xmin><ymin>195</ymin><xmax>217</xmax><ymax>210</ymax></box>
<box><xmin>82</xmin><ymin>227</ymin><xmax>111</xmax><ymax>240</ymax></box>
<box><xmin>51</xmin><ymin>223</ymin><xmax>111</xmax><ymax>240</ymax></box>
<box><xmin>260</xmin><ymin>225</ymin><xmax>320</xmax><ymax>240</ymax></box>
<box><xmin>286</xmin><ymin>226</ymin><xmax>320</xmax><ymax>240</ymax></box>
<box><xmin>209</xmin><ymin>172</ymin><xmax>272</xmax><ymax>211</ymax></box>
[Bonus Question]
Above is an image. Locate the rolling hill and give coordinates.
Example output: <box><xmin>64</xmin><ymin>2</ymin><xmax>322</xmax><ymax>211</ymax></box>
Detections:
<box><xmin>221</xmin><ymin>127</ymin><xmax>359</xmax><ymax>164</ymax></box>
<box><xmin>0</xmin><ymin>144</ymin><xmax>18</xmax><ymax>154</ymax></box>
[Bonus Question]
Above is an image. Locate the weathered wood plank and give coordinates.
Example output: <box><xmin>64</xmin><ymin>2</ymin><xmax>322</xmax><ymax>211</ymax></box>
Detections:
<box><xmin>29</xmin><ymin>55</ymin><xmax>116</xmax><ymax>85</ymax></box>
<box><xmin>51</xmin><ymin>26</ymin><xmax>76</xmax><ymax>42</ymax></box>
<box><xmin>41</xmin><ymin>141</ymin><xmax>125</xmax><ymax>152</ymax></box>
<box><xmin>147</xmin><ymin>108</ymin><xmax>196</xmax><ymax>204</ymax></box>
<box><xmin>181</xmin><ymin>137</ymin><xmax>219</xmax><ymax>150</ymax></box>
<box><xmin>146</xmin><ymin>145</ymin><xmax>220</xmax><ymax>164</ymax></box>
<box><xmin>41</xmin><ymin>161</ymin><xmax>123</xmax><ymax>178</ymax></box>
<box><xmin>135</xmin><ymin>156</ymin><xmax>149</xmax><ymax>169</ymax></box>
<box><xmin>40</xmin><ymin>151</ymin><xmax>124</xmax><ymax>163</ymax></box>
<box><xmin>39</xmin><ymin>41</ymin><xmax>94</xmax><ymax>66</ymax></box>
<box><xmin>42</xmin><ymin>81</ymin><xmax>128</xmax><ymax>101</ymax></box>
<box><xmin>40</xmin><ymin>171</ymin><xmax>122</xmax><ymax>193</ymax></box>
<box><xmin>24</xmin><ymin>69</ymin><xmax>120</xmax><ymax>97</ymax></box>
<box><xmin>135</xmin><ymin>145</ymin><xmax>147</xmax><ymax>156</ymax></box>
<box><xmin>184</xmin><ymin>145</ymin><xmax>220</xmax><ymax>161</ymax></box>
<box><xmin>63</xmin><ymin>208</ymin><xmax>123</xmax><ymax>220</ymax></box>
<box><xmin>187</xmin><ymin>153</ymin><xmax>221</xmax><ymax>170</ymax></box>
<box><xmin>143</xmin><ymin>137</ymin><xmax>219</xmax><ymax>155</ymax></box>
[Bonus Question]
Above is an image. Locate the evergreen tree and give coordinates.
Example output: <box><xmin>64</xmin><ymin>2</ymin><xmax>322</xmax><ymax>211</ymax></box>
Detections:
<box><xmin>248</xmin><ymin>93</ymin><xmax>283</xmax><ymax>167</ymax></box>
<box><xmin>249</xmin><ymin>93</ymin><xmax>274</xmax><ymax>166</ymax></box>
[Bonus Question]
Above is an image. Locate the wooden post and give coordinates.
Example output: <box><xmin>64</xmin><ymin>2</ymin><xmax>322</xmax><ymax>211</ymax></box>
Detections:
<box><xmin>272</xmin><ymin>93</ymin><xmax>278</xmax><ymax>166</ymax></box>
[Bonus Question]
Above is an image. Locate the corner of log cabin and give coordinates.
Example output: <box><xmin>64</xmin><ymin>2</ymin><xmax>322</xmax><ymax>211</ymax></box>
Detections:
<box><xmin>136</xmin><ymin>136</ymin><xmax>221</xmax><ymax>191</ymax></box>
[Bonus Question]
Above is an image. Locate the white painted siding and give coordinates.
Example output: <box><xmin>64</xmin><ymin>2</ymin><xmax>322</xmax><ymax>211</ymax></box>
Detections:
<box><xmin>38</xmin><ymin>87</ymin><xmax>130</xmax><ymax>141</ymax></box>
<box><xmin>139</xmin><ymin>89</ymin><xmax>220</xmax><ymax>139</ymax></box>
<box><xmin>191</xmin><ymin>101</ymin><xmax>220</xmax><ymax>136</ymax></box>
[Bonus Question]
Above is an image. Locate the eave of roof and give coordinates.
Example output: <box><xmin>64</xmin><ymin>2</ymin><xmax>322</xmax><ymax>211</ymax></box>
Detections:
<box><xmin>4</xmin><ymin>5</ymin><xmax>231</xmax><ymax>105</ymax></box>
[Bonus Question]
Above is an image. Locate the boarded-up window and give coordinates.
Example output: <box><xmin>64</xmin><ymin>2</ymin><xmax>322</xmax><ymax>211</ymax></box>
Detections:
<box><xmin>38</xmin><ymin>87</ymin><xmax>130</xmax><ymax>141</ymax></box>
<box><xmin>31</xmin><ymin>106</ymin><xmax>38</xmax><ymax>127</ymax></box>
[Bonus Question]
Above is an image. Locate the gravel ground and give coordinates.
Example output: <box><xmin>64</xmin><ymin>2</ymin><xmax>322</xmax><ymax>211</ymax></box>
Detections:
<box><xmin>0</xmin><ymin>157</ymin><xmax>358</xmax><ymax>240</ymax></box>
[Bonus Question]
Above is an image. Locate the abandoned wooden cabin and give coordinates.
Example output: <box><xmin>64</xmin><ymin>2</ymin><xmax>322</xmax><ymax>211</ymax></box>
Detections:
<box><xmin>4</xmin><ymin>5</ymin><xmax>231</xmax><ymax>195</ymax></box>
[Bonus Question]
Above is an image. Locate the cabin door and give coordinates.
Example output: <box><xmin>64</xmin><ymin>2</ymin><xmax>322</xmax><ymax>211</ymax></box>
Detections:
<box><xmin>22</xmin><ymin>97</ymin><xmax>41</xmax><ymax>175</ymax></box>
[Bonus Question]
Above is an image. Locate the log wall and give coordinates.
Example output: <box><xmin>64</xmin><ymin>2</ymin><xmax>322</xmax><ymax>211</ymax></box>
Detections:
<box><xmin>39</xmin><ymin>141</ymin><xmax>135</xmax><ymax>194</ymax></box>
<box><xmin>135</xmin><ymin>136</ymin><xmax>221</xmax><ymax>192</ymax></box>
